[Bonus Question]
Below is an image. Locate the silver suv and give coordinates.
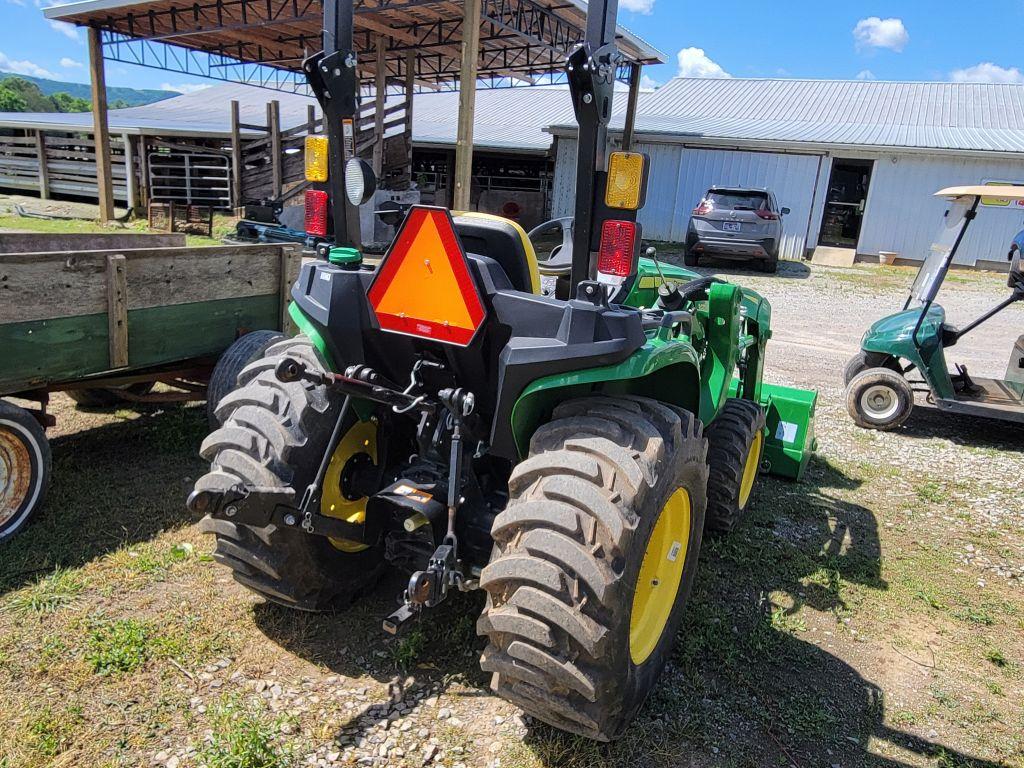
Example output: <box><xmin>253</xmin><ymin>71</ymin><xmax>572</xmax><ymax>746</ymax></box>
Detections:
<box><xmin>684</xmin><ymin>187</ymin><xmax>789</xmax><ymax>273</ymax></box>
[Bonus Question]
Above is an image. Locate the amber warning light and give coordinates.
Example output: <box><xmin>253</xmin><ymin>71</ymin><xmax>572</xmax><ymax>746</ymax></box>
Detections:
<box><xmin>367</xmin><ymin>207</ymin><xmax>486</xmax><ymax>347</ymax></box>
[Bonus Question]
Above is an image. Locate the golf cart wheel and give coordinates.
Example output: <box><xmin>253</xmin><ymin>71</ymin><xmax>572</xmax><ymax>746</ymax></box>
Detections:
<box><xmin>704</xmin><ymin>399</ymin><xmax>766</xmax><ymax>534</ymax></box>
<box><xmin>478</xmin><ymin>396</ymin><xmax>708</xmax><ymax>741</ymax></box>
<box><xmin>0</xmin><ymin>400</ymin><xmax>51</xmax><ymax>542</ymax></box>
<box><xmin>206</xmin><ymin>330</ymin><xmax>285</xmax><ymax>428</ymax></box>
<box><xmin>68</xmin><ymin>382</ymin><xmax>155</xmax><ymax>408</ymax></box>
<box><xmin>843</xmin><ymin>351</ymin><xmax>902</xmax><ymax>386</ymax></box>
<box><xmin>846</xmin><ymin>368</ymin><xmax>914</xmax><ymax>431</ymax></box>
<box><xmin>195</xmin><ymin>335</ymin><xmax>385</xmax><ymax>611</ymax></box>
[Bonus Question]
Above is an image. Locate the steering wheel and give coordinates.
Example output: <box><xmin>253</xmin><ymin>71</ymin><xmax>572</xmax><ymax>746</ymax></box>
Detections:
<box><xmin>528</xmin><ymin>217</ymin><xmax>574</xmax><ymax>277</ymax></box>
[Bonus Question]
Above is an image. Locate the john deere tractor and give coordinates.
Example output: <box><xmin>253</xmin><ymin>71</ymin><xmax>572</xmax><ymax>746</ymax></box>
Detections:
<box><xmin>188</xmin><ymin>0</ymin><xmax>816</xmax><ymax>741</ymax></box>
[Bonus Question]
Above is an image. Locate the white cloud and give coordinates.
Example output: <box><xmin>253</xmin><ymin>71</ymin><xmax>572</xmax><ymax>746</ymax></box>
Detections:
<box><xmin>48</xmin><ymin>19</ymin><xmax>80</xmax><ymax>41</ymax></box>
<box><xmin>639</xmin><ymin>73</ymin><xmax>660</xmax><ymax>91</ymax></box>
<box><xmin>853</xmin><ymin>17</ymin><xmax>909</xmax><ymax>52</ymax></box>
<box><xmin>160</xmin><ymin>82</ymin><xmax>213</xmax><ymax>94</ymax></box>
<box><xmin>59</xmin><ymin>57</ymin><xmax>83</xmax><ymax>68</ymax></box>
<box><xmin>951</xmin><ymin>62</ymin><xmax>1024</xmax><ymax>84</ymax></box>
<box><xmin>0</xmin><ymin>51</ymin><xmax>58</xmax><ymax>79</ymax></box>
<box><xmin>855</xmin><ymin>69</ymin><xmax>876</xmax><ymax>80</ymax></box>
<box><xmin>620</xmin><ymin>0</ymin><xmax>655</xmax><ymax>14</ymax></box>
<box><xmin>5</xmin><ymin>0</ymin><xmax>27</xmax><ymax>6</ymax></box>
<box><xmin>677</xmin><ymin>47</ymin><xmax>731</xmax><ymax>79</ymax></box>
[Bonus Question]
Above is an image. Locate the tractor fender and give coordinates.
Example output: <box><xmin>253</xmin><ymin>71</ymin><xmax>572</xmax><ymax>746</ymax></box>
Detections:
<box><xmin>509</xmin><ymin>337</ymin><xmax>702</xmax><ymax>459</ymax></box>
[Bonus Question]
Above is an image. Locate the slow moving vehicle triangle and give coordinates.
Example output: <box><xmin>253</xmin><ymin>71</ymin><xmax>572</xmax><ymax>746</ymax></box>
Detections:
<box><xmin>368</xmin><ymin>206</ymin><xmax>486</xmax><ymax>347</ymax></box>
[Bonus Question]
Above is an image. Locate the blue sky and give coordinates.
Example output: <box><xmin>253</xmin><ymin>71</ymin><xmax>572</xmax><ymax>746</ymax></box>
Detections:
<box><xmin>1</xmin><ymin>0</ymin><xmax>1023</xmax><ymax>94</ymax></box>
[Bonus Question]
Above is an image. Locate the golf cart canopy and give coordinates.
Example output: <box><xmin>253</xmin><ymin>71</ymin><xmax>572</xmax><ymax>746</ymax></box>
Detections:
<box><xmin>936</xmin><ymin>185</ymin><xmax>1024</xmax><ymax>200</ymax></box>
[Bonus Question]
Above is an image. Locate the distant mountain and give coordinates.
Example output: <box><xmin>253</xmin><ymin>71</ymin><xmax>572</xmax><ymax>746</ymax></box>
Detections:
<box><xmin>7</xmin><ymin>74</ymin><xmax>174</xmax><ymax>108</ymax></box>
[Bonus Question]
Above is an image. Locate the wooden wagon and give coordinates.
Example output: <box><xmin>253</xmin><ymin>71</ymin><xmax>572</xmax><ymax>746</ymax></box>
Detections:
<box><xmin>0</xmin><ymin>233</ymin><xmax>302</xmax><ymax>540</ymax></box>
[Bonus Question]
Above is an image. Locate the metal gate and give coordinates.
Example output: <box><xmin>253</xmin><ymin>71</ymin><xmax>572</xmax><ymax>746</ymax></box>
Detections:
<box><xmin>148</xmin><ymin>150</ymin><xmax>231</xmax><ymax>209</ymax></box>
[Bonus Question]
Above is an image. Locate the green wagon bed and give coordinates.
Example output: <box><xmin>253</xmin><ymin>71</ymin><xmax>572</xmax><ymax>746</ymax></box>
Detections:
<box><xmin>0</xmin><ymin>233</ymin><xmax>302</xmax><ymax>541</ymax></box>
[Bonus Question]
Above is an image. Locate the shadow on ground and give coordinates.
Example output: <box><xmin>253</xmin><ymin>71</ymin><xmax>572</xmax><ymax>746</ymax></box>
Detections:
<box><xmin>253</xmin><ymin>456</ymin><xmax>1006</xmax><ymax>767</ymax></box>
<box><xmin>0</xmin><ymin>402</ymin><xmax>207</xmax><ymax>593</ymax></box>
<box><xmin>894</xmin><ymin>402</ymin><xmax>1024</xmax><ymax>453</ymax></box>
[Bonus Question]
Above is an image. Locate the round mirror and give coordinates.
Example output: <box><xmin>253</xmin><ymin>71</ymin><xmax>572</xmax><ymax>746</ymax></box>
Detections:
<box><xmin>344</xmin><ymin>157</ymin><xmax>377</xmax><ymax>206</ymax></box>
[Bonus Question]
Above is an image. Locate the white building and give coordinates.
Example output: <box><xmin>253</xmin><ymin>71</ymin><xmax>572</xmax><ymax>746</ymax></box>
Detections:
<box><xmin>550</xmin><ymin>78</ymin><xmax>1024</xmax><ymax>268</ymax></box>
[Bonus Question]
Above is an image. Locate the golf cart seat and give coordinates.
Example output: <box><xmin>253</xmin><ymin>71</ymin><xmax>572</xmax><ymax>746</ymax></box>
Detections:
<box><xmin>453</xmin><ymin>212</ymin><xmax>541</xmax><ymax>295</ymax></box>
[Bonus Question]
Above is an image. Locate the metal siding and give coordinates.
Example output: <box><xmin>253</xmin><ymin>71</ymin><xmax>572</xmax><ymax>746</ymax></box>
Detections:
<box><xmin>859</xmin><ymin>154</ymin><xmax>1024</xmax><ymax>265</ymax></box>
<box><xmin>669</xmin><ymin>147</ymin><xmax>821</xmax><ymax>260</ymax></box>
<box><xmin>552</xmin><ymin>137</ymin><xmax>578</xmax><ymax>218</ymax></box>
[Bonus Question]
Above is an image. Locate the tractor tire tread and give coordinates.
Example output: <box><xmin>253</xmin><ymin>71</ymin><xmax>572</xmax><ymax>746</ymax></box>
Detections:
<box><xmin>705</xmin><ymin>399</ymin><xmax>766</xmax><ymax>534</ymax></box>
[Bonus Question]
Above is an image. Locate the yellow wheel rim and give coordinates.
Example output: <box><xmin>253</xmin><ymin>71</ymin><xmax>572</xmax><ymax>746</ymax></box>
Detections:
<box><xmin>321</xmin><ymin>419</ymin><xmax>378</xmax><ymax>552</ymax></box>
<box><xmin>738</xmin><ymin>431</ymin><xmax>763</xmax><ymax>510</ymax></box>
<box><xmin>629</xmin><ymin>488</ymin><xmax>691</xmax><ymax>666</ymax></box>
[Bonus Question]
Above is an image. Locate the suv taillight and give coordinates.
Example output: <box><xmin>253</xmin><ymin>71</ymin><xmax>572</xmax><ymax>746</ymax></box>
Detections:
<box><xmin>755</xmin><ymin>209</ymin><xmax>779</xmax><ymax>220</ymax></box>
<box><xmin>597</xmin><ymin>220</ymin><xmax>637</xmax><ymax>283</ymax></box>
<box><xmin>693</xmin><ymin>200</ymin><xmax>713</xmax><ymax>216</ymax></box>
<box><xmin>305</xmin><ymin>190</ymin><xmax>329</xmax><ymax>237</ymax></box>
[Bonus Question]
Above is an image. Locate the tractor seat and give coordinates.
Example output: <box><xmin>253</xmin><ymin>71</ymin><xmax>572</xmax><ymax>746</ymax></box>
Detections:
<box><xmin>453</xmin><ymin>212</ymin><xmax>541</xmax><ymax>295</ymax></box>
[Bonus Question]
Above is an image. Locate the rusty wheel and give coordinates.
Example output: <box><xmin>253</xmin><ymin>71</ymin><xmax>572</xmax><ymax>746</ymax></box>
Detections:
<box><xmin>0</xmin><ymin>400</ymin><xmax>51</xmax><ymax>542</ymax></box>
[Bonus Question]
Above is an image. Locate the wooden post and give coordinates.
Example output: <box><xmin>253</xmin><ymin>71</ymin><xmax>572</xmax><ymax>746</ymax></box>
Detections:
<box><xmin>404</xmin><ymin>49</ymin><xmax>415</xmax><ymax>189</ymax></box>
<box><xmin>137</xmin><ymin>135</ymin><xmax>150</xmax><ymax>209</ymax></box>
<box><xmin>88</xmin><ymin>26</ymin><xmax>115</xmax><ymax>222</ymax></box>
<box><xmin>622</xmin><ymin>62</ymin><xmax>642</xmax><ymax>152</ymax></box>
<box><xmin>34</xmin><ymin>130</ymin><xmax>49</xmax><ymax>200</ymax></box>
<box><xmin>230</xmin><ymin>100</ymin><xmax>243</xmax><ymax>210</ymax></box>
<box><xmin>453</xmin><ymin>0</ymin><xmax>481</xmax><ymax>211</ymax></box>
<box><xmin>106</xmin><ymin>254</ymin><xmax>129</xmax><ymax>368</ymax></box>
<box><xmin>268</xmin><ymin>100</ymin><xmax>282</xmax><ymax>199</ymax></box>
<box><xmin>372</xmin><ymin>36</ymin><xmax>387</xmax><ymax>176</ymax></box>
<box><xmin>122</xmin><ymin>132</ymin><xmax>137</xmax><ymax>213</ymax></box>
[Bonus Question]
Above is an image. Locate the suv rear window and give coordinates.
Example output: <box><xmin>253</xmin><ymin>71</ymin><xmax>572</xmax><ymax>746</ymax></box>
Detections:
<box><xmin>707</xmin><ymin>191</ymin><xmax>769</xmax><ymax>211</ymax></box>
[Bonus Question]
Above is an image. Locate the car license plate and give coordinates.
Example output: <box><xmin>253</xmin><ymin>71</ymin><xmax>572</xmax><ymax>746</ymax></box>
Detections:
<box><xmin>723</xmin><ymin>221</ymin><xmax>741</xmax><ymax>232</ymax></box>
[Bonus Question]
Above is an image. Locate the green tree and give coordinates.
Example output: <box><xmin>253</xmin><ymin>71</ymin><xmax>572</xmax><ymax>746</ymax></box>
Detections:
<box><xmin>50</xmin><ymin>92</ymin><xmax>91</xmax><ymax>112</ymax></box>
<box><xmin>0</xmin><ymin>77</ymin><xmax>53</xmax><ymax>111</ymax></box>
<box><xmin>0</xmin><ymin>85</ymin><xmax>28</xmax><ymax>112</ymax></box>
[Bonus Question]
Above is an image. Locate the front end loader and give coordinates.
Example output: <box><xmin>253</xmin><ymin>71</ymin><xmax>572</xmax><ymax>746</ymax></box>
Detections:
<box><xmin>188</xmin><ymin>0</ymin><xmax>816</xmax><ymax>741</ymax></box>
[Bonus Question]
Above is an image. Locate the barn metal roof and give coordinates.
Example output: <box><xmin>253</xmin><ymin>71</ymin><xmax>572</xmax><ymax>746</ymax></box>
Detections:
<box><xmin>0</xmin><ymin>81</ymin><xmax>574</xmax><ymax>151</ymax></box>
<box><xmin>552</xmin><ymin>77</ymin><xmax>1024</xmax><ymax>155</ymax></box>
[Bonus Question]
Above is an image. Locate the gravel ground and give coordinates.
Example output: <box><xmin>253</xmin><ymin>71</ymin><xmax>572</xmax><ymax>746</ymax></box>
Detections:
<box><xmin>1</xmin><ymin>259</ymin><xmax>1021</xmax><ymax>768</ymax></box>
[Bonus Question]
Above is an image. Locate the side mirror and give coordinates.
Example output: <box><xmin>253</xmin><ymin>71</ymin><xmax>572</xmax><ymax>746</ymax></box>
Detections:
<box><xmin>781</xmin><ymin>207</ymin><xmax>791</xmax><ymax>216</ymax></box>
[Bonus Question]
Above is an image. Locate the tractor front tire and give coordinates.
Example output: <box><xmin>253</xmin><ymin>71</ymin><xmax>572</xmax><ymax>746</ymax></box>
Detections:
<box><xmin>846</xmin><ymin>368</ymin><xmax>914</xmax><ymax>431</ymax></box>
<box><xmin>704</xmin><ymin>399</ymin><xmax>766</xmax><ymax>534</ymax></box>
<box><xmin>478</xmin><ymin>396</ymin><xmax>708</xmax><ymax>741</ymax></box>
<box><xmin>194</xmin><ymin>335</ymin><xmax>385</xmax><ymax>611</ymax></box>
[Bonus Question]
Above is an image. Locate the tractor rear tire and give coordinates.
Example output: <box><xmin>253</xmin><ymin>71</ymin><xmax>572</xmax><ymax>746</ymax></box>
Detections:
<box><xmin>478</xmin><ymin>396</ymin><xmax>708</xmax><ymax>741</ymax></box>
<box><xmin>206</xmin><ymin>330</ymin><xmax>285</xmax><ymax>428</ymax></box>
<box><xmin>846</xmin><ymin>368</ymin><xmax>914</xmax><ymax>431</ymax></box>
<box><xmin>704</xmin><ymin>399</ymin><xmax>766</xmax><ymax>534</ymax></box>
<box><xmin>194</xmin><ymin>335</ymin><xmax>385</xmax><ymax>611</ymax></box>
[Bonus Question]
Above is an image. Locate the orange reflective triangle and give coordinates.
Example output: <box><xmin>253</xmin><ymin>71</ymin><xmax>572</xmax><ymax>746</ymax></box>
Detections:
<box><xmin>367</xmin><ymin>207</ymin><xmax>486</xmax><ymax>346</ymax></box>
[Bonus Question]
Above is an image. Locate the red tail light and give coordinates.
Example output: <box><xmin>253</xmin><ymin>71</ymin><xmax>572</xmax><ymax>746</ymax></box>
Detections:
<box><xmin>693</xmin><ymin>200</ymin><xmax>713</xmax><ymax>216</ymax></box>
<box><xmin>755</xmin><ymin>209</ymin><xmax>779</xmax><ymax>220</ymax></box>
<box><xmin>305</xmin><ymin>189</ymin><xmax>329</xmax><ymax>237</ymax></box>
<box><xmin>597</xmin><ymin>219</ymin><xmax>637</xmax><ymax>280</ymax></box>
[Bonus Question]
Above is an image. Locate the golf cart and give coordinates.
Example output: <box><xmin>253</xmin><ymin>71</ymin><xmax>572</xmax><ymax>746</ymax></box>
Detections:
<box><xmin>845</xmin><ymin>186</ymin><xmax>1024</xmax><ymax>430</ymax></box>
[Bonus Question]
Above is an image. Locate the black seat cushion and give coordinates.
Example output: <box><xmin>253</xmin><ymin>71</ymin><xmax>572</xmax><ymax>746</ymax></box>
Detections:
<box><xmin>453</xmin><ymin>214</ymin><xmax>537</xmax><ymax>295</ymax></box>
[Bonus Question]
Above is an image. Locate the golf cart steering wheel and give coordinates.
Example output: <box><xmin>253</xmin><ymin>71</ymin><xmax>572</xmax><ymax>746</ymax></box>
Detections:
<box><xmin>528</xmin><ymin>217</ymin><xmax>574</xmax><ymax>277</ymax></box>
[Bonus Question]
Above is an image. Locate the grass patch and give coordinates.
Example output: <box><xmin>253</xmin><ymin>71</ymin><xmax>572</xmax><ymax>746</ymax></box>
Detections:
<box><xmin>196</xmin><ymin>697</ymin><xmax>295</xmax><ymax>768</ymax></box>
<box><xmin>26</xmin><ymin>706</ymin><xmax>82</xmax><ymax>758</ymax></box>
<box><xmin>390</xmin><ymin>627</ymin><xmax>426</xmax><ymax>672</ymax></box>
<box><xmin>984</xmin><ymin>648</ymin><xmax>1009</xmax><ymax>668</ymax></box>
<box><xmin>915</xmin><ymin>481</ymin><xmax>949</xmax><ymax>504</ymax></box>
<box><xmin>0</xmin><ymin>213</ymin><xmax>236</xmax><ymax>247</ymax></box>
<box><xmin>85</xmin><ymin>617</ymin><xmax>153</xmax><ymax>675</ymax></box>
<box><xmin>4</xmin><ymin>568</ymin><xmax>84</xmax><ymax>615</ymax></box>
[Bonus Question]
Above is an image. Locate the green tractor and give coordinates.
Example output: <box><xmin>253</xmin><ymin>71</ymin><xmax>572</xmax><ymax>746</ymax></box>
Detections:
<box><xmin>188</xmin><ymin>0</ymin><xmax>816</xmax><ymax>741</ymax></box>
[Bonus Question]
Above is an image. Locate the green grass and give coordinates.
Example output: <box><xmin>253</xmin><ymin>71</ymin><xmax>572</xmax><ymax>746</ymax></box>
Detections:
<box><xmin>195</xmin><ymin>697</ymin><xmax>295</xmax><ymax>768</ymax></box>
<box><xmin>85</xmin><ymin>617</ymin><xmax>154</xmax><ymax>675</ymax></box>
<box><xmin>26</xmin><ymin>706</ymin><xmax>82</xmax><ymax>759</ymax></box>
<box><xmin>0</xmin><ymin>213</ymin><xmax>236</xmax><ymax>246</ymax></box>
<box><xmin>4</xmin><ymin>568</ymin><xmax>84</xmax><ymax>615</ymax></box>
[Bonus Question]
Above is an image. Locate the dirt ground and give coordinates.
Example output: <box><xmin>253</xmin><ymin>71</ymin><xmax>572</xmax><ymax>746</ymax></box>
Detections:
<box><xmin>1</xmin><ymin>257</ymin><xmax>1022</xmax><ymax>768</ymax></box>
